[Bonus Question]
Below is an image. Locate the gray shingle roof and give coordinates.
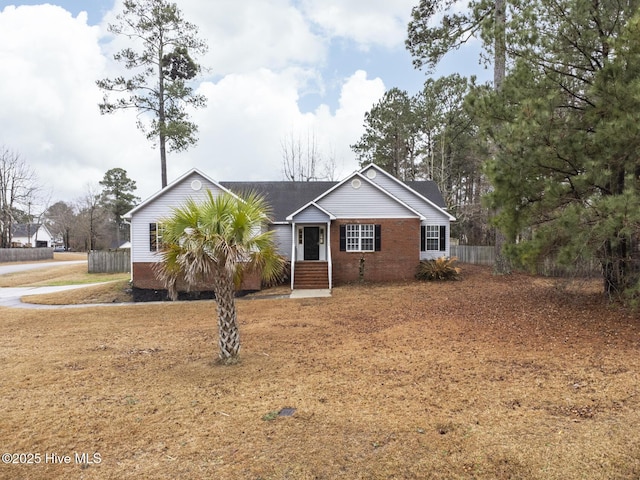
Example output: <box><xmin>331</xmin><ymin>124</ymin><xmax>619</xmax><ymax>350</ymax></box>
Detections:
<box><xmin>11</xmin><ymin>223</ymin><xmax>42</xmax><ymax>237</ymax></box>
<box><xmin>404</xmin><ymin>181</ymin><xmax>446</xmax><ymax>208</ymax></box>
<box><xmin>221</xmin><ymin>182</ymin><xmax>336</xmax><ymax>223</ymax></box>
<box><xmin>222</xmin><ymin>179</ymin><xmax>445</xmax><ymax>222</ymax></box>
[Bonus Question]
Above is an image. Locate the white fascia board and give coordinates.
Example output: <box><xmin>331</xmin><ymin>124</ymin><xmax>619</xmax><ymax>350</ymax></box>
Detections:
<box><xmin>123</xmin><ymin>168</ymin><xmax>239</xmax><ymax>219</ymax></box>
<box><xmin>359</xmin><ymin>163</ymin><xmax>456</xmax><ymax>221</ymax></box>
<box><xmin>285</xmin><ymin>201</ymin><xmax>336</xmax><ymax>222</ymax></box>
<box><xmin>288</xmin><ymin>170</ymin><xmax>423</xmax><ymax>220</ymax></box>
<box><xmin>352</xmin><ymin>172</ymin><xmax>426</xmax><ymax>220</ymax></box>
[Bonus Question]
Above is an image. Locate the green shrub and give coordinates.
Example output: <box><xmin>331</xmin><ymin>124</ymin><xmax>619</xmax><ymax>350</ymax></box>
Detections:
<box><xmin>416</xmin><ymin>257</ymin><xmax>461</xmax><ymax>281</ymax></box>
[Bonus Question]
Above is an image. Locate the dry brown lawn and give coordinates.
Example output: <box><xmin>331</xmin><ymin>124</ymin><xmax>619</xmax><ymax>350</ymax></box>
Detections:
<box><xmin>1</xmin><ymin>265</ymin><xmax>640</xmax><ymax>479</ymax></box>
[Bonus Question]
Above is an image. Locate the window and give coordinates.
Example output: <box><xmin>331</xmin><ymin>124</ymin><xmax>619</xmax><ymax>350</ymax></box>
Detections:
<box><xmin>425</xmin><ymin>226</ymin><xmax>440</xmax><ymax>250</ymax></box>
<box><xmin>340</xmin><ymin>224</ymin><xmax>381</xmax><ymax>252</ymax></box>
<box><xmin>421</xmin><ymin>225</ymin><xmax>447</xmax><ymax>252</ymax></box>
<box><xmin>149</xmin><ymin>223</ymin><xmax>166</xmax><ymax>252</ymax></box>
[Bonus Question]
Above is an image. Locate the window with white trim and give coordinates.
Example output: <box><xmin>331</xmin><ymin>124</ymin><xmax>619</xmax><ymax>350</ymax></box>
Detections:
<box><xmin>346</xmin><ymin>224</ymin><xmax>375</xmax><ymax>252</ymax></box>
<box><xmin>425</xmin><ymin>225</ymin><xmax>440</xmax><ymax>251</ymax></box>
<box><xmin>340</xmin><ymin>224</ymin><xmax>381</xmax><ymax>252</ymax></box>
<box><xmin>149</xmin><ymin>222</ymin><xmax>166</xmax><ymax>252</ymax></box>
<box><xmin>420</xmin><ymin>225</ymin><xmax>447</xmax><ymax>252</ymax></box>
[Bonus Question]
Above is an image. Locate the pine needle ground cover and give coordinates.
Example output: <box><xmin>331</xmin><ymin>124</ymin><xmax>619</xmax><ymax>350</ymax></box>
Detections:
<box><xmin>1</xmin><ymin>265</ymin><xmax>640</xmax><ymax>479</ymax></box>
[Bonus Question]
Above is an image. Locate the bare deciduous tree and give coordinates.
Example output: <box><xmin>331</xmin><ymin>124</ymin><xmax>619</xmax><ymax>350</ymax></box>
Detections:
<box><xmin>75</xmin><ymin>183</ymin><xmax>110</xmax><ymax>251</ymax></box>
<box><xmin>0</xmin><ymin>146</ymin><xmax>40</xmax><ymax>248</ymax></box>
<box><xmin>46</xmin><ymin>201</ymin><xmax>76</xmax><ymax>250</ymax></box>
<box><xmin>281</xmin><ymin>130</ymin><xmax>337</xmax><ymax>181</ymax></box>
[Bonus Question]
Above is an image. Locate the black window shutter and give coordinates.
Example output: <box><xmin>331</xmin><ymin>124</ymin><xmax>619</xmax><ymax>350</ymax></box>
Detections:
<box><xmin>339</xmin><ymin>225</ymin><xmax>346</xmax><ymax>251</ymax></box>
<box><xmin>420</xmin><ymin>226</ymin><xmax>426</xmax><ymax>252</ymax></box>
<box><xmin>439</xmin><ymin>225</ymin><xmax>446</xmax><ymax>251</ymax></box>
<box><xmin>375</xmin><ymin>224</ymin><xmax>381</xmax><ymax>251</ymax></box>
<box><xmin>150</xmin><ymin>223</ymin><xmax>157</xmax><ymax>251</ymax></box>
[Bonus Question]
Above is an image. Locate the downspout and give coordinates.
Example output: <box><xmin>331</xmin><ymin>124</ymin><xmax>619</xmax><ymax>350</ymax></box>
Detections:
<box><xmin>327</xmin><ymin>220</ymin><xmax>332</xmax><ymax>290</ymax></box>
<box><xmin>290</xmin><ymin>222</ymin><xmax>296</xmax><ymax>290</ymax></box>
<box><xmin>123</xmin><ymin>219</ymin><xmax>133</xmax><ymax>283</ymax></box>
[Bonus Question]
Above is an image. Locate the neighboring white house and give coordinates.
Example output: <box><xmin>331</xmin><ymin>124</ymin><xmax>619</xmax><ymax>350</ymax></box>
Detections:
<box><xmin>11</xmin><ymin>223</ymin><xmax>54</xmax><ymax>248</ymax></box>
<box><xmin>124</xmin><ymin>164</ymin><xmax>456</xmax><ymax>292</ymax></box>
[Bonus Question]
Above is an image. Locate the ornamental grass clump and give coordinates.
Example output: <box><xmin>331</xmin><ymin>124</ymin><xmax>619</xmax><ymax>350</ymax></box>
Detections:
<box><xmin>416</xmin><ymin>256</ymin><xmax>461</xmax><ymax>281</ymax></box>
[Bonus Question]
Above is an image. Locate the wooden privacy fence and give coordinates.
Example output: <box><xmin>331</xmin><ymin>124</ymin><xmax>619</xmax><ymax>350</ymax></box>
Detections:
<box><xmin>450</xmin><ymin>245</ymin><xmax>495</xmax><ymax>265</ymax></box>
<box><xmin>0</xmin><ymin>248</ymin><xmax>53</xmax><ymax>263</ymax></box>
<box><xmin>450</xmin><ymin>245</ymin><xmax>600</xmax><ymax>277</ymax></box>
<box><xmin>88</xmin><ymin>250</ymin><xmax>131</xmax><ymax>273</ymax></box>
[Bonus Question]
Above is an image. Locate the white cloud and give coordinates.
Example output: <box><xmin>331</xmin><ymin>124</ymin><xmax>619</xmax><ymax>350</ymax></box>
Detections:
<box><xmin>0</xmin><ymin>5</ymin><xmax>152</xmax><ymax>209</ymax></box>
<box><xmin>300</xmin><ymin>0</ymin><xmax>417</xmax><ymax>49</ymax></box>
<box><xmin>173</xmin><ymin>0</ymin><xmax>327</xmax><ymax>76</ymax></box>
<box><xmin>0</xmin><ymin>1</ymin><xmax>400</xmax><ymax>207</ymax></box>
<box><xmin>166</xmin><ymin>68</ymin><xmax>385</xmax><ymax>190</ymax></box>
<box><xmin>312</xmin><ymin>70</ymin><xmax>386</xmax><ymax>175</ymax></box>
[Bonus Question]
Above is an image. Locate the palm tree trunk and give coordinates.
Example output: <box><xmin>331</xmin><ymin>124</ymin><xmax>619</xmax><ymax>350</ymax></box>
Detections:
<box><xmin>213</xmin><ymin>269</ymin><xmax>241</xmax><ymax>364</ymax></box>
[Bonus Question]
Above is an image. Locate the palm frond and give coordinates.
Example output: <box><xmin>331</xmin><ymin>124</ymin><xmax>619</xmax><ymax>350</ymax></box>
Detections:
<box><xmin>154</xmin><ymin>189</ymin><xmax>285</xmax><ymax>295</ymax></box>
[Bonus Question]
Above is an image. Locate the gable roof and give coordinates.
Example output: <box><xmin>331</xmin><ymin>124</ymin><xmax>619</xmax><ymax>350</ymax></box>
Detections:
<box><xmin>124</xmin><ymin>166</ymin><xmax>452</xmax><ymax>223</ymax></box>
<box><xmin>123</xmin><ymin>168</ymin><xmax>238</xmax><ymax>219</ymax></box>
<box><xmin>221</xmin><ymin>181</ymin><xmax>335</xmax><ymax>223</ymax></box>
<box><xmin>359</xmin><ymin>164</ymin><xmax>454</xmax><ymax>221</ymax></box>
<box><xmin>404</xmin><ymin>181</ymin><xmax>446</xmax><ymax>208</ymax></box>
<box><xmin>284</xmin><ymin>164</ymin><xmax>455</xmax><ymax>222</ymax></box>
<box><xmin>12</xmin><ymin>223</ymin><xmax>49</xmax><ymax>238</ymax></box>
<box><xmin>288</xmin><ymin>171</ymin><xmax>426</xmax><ymax>221</ymax></box>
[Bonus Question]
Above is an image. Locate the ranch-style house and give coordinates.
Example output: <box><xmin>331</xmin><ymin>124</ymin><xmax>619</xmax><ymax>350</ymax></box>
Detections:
<box><xmin>124</xmin><ymin>163</ymin><xmax>455</xmax><ymax>293</ymax></box>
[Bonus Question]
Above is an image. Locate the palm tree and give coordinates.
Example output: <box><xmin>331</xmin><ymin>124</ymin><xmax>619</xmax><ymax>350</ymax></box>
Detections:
<box><xmin>155</xmin><ymin>190</ymin><xmax>285</xmax><ymax>364</ymax></box>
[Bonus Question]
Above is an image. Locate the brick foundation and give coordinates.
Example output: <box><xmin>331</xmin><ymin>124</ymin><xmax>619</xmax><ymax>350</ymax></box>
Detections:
<box><xmin>132</xmin><ymin>262</ymin><xmax>262</xmax><ymax>292</ymax></box>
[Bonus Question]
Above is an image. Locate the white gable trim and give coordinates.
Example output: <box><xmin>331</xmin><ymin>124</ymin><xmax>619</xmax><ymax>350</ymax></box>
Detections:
<box><xmin>291</xmin><ymin>170</ymin><xmax>425</xmax><ymax>221</ymax></box>
<box><xmin>286</xmin><ymin>201</ymin><xmax>336</xmax><ymax>222</ymax></box>
<box><xmin>359</xmin><ymin>164</ymin><xmax>456</xmax><ymax>221</ymax></box>
<box><xmin>123</xmin><ymin>168</ymin><xmax>238</xmax><ymax>219</ymax></box>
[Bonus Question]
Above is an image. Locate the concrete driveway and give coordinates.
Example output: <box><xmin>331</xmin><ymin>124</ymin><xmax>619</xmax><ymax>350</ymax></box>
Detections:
<box><xmin>0</xmin><ymin>260</ymin><xmax>110</xmax><ymax>309</ymax></box>
<box><xmin>0</xmin><ymin>260</ymin><xmax>331</xmax><ymax>308</ymax></box>
<box><xmin>0</xmin><ymin>284</ymin><xmax>117</xmax><ymax>309</ymax></box>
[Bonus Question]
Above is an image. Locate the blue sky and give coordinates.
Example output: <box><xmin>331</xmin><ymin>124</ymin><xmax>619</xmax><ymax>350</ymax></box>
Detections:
<box><xmin>0</xmin><ymin>0</ymin><xmax>489</xmax><ymax>208</ymax></box>
<box><xmin>1</xmin><ymin>0</ymin><xmax>113</xmax><ymax>23</ymax></box>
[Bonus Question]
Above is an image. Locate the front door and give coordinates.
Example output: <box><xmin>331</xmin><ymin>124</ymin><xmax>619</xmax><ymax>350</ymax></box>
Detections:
<box><xmin>303</xmin><ymin>227</ymin><xmax>320</xmax><ymax>261</ymax></box>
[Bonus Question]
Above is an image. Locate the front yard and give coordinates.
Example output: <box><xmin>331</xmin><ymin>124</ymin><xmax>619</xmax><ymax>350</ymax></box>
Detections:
<box><xmin>1</xmin><ymin>265</ymin><xmax>639</xmax><ymax>479</ymax></box>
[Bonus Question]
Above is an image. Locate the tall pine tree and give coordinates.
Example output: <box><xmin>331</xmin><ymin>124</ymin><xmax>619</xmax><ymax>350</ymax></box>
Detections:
<box><xmin>473</xmin><ymin>1</ymin><xmax>640</xmax><ymax>298</ymax></box>
<box><xmin>97</xmin><ymin>0</ymin><xmax>207</xmax><ymax>188</ymax></box>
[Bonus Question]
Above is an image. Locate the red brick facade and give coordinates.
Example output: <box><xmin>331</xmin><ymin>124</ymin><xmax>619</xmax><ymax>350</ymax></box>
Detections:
<box><xmin>134</xmin><ymin>218</ymin><xmax>422</xmax><ymax>290</ymax></box>
<box><xmin>330</xmin><ymin>218</ymin><xmax>420</xmax><ymax>285</ymax></box>
<box><xmin>132</xmin><ymin>262</ymin><xmax>262</xmax><ymax>292</ymax></box>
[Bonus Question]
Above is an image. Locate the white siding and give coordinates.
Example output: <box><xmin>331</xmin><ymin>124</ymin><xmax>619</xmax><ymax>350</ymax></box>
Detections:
<box><xmin>420</xmin><ymin>223</ymin><xmax>451</xmax><ymax>260</ymax></box>
<box><xmin>130</xmin><ymin>172</ymin><xmax>227</xmax><ymax>263</ymax></box>
<box><xmin>270</xmin><ymin>224</ymin><xmax>291</xmax><ymax>258</ymax></box>
<box><xmin>420</xmin><ymin>208</ymin><xmax>451</xmax><ymax>226</ymax></box>
<box><xmin>291</xmin><ymin>204</ymin><xmax>330</xmax><ymax>223</ymax></box>
<box><xmin>13</xmin><ymin>227</ymin><xmax>53</xmax><ymax>247</ymax></box>
<box><xmin>363</xmin><ymin>166</ymin><xmax>452</xmax><ymax>222</ymax></box>
<box><xmin>317</xmin><ymin>180</ymin><xmax>418</xmax><ymax>219</ymax></box>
